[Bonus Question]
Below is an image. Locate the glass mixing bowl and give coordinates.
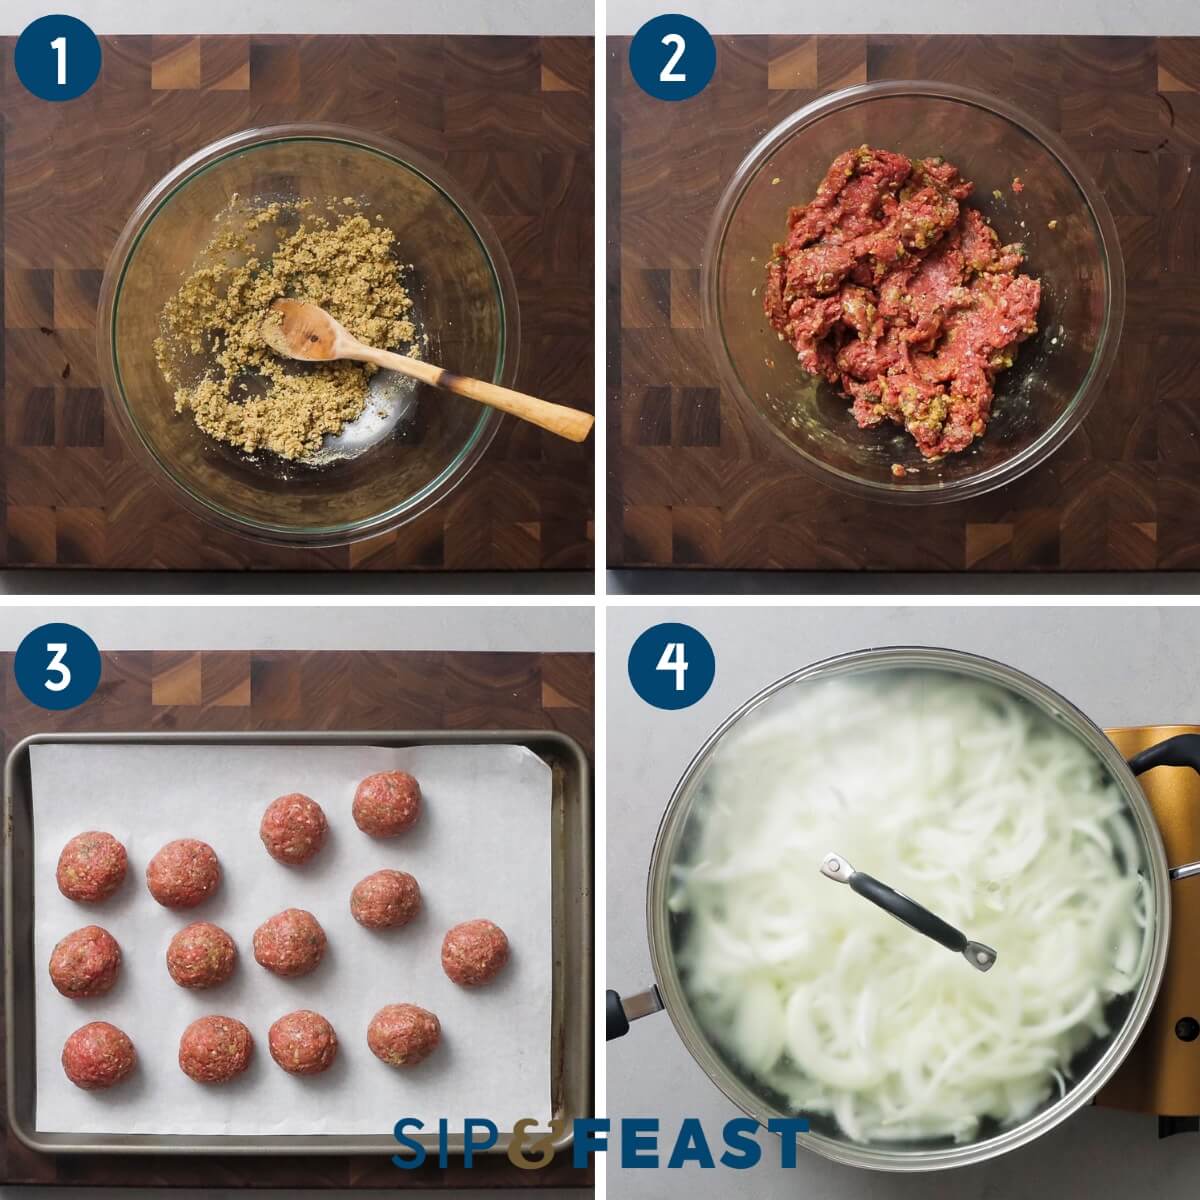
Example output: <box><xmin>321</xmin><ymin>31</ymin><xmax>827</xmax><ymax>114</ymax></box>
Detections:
<box><xmin>98</xmin><ymin>124</ymin><xmax>518</xmax><ymax>546</ymax></box>
<box><xmin>702</xmin><ymin>82</ymin><xmax>1124</xmax><ymax>503</ymax></box>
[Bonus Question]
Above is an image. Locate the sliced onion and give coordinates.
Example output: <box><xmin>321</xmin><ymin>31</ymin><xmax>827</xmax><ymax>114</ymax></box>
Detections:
<box><xmin>672</xmin><ymin>671</ymin><xmax>1152</xmax><ymax>1144</ymax></box>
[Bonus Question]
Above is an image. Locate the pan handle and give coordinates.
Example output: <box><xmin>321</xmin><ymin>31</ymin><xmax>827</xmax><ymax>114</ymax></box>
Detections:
<box><xmin>1129</xmin><ymin>733</ymin><xmax>1200</xmax><ymax>779</ymax></box>
<box><xmin>1129</xmin><ymin>733</ymin><xmax>1200</xmax><ymax>881</ymax></box>
<box><xmin>607</xmin><ymin>986</ymin><xmax>664</xmax><ymax>1040</ymax></box>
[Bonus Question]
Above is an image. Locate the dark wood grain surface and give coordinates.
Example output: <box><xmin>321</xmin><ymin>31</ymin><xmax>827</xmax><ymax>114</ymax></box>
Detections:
<box><xmin>0</xmin><ymin>649</ymin><xmax>594</xmax><ymax>1188</ymax></box>
<box><xmin>608</xmin><ymin>35</ymin><xmax>1200</xmax><ymax>573</ymax></box>
<box><xmin>1</xmin><ymin>35</ymin><xmax>594</xmax><ymax>572</ymax></box>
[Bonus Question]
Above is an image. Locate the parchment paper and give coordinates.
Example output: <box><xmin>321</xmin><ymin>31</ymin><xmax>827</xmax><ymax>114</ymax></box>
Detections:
<box><xmin>31</xmin><ymin>742</ymin><xmax>552</xmax><ymax>1136</ymax></box>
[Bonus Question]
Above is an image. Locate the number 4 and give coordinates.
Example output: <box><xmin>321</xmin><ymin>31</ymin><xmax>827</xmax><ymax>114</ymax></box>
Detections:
<box><xmin>656</xmin><ymin>641</ymin><xmax>689</xmax><ymax>692</ymax></box>
<box><xmin>51</xmin><ymin>35</ymin><xmax>67</xmax><ymax>86</ymax></box>
<box><xmin>660</xmin><ymin>33</ymin><xmax>686</xmax><ymax>83</ymax></box>
<box><xmin>45</xmin><ymin>642</ymin><xmax>71</xmax><ymax>692</ymax></box>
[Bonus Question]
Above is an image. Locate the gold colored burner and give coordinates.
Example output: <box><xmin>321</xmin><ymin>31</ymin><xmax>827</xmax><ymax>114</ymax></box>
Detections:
<box><xmin>1097</xmin><ymin>726</ymin><xmax>1200</xmax><ymax>1121</ymax></box>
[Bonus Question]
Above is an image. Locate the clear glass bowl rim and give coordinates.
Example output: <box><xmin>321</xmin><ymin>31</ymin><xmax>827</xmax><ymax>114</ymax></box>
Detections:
<box><xmin>700</xmin><ymin>80</ymin><xmax>1126</xmax><ymax>505</ymax></box>
<box><xmin>97</xmin><ymin>122</ymin><xmax>520</xmax><ymax>547</ymax></box>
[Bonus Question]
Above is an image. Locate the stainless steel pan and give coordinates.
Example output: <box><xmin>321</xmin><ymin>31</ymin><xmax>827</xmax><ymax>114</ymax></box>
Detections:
<box><xmin>609</xmin><ymin>647</ymin><xmax>1199</xmax><ymax>1171</ymax></box>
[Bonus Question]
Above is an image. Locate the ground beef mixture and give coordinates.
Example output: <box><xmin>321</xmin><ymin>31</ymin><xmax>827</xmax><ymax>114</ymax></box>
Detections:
<box><xmin>268</xmin><ymin>1009</ymin><xmax>338</xmax><ymax>1076</ymax></box>
<box><xmin>350</xmin><ymin>869</ymin><xmax>422</xmax><ymax>929</ymax></box>
<box><xmin>260</xmin><ymin>793</ymin><xmax>328</xmax><ymax>865</ymax></box>
<box><xmin>441</xmin><ymin>919</ymin><xmax>509</xmax><ymax>986</ymax></box>
<box><xmin>763</xmin><ymin>146</ymin><xmax>1042</xmax><ymax>459</ymax></box>
<box><xmin>367</xmin><ymin>1003</ymin><xmax>441</xmax><ymax>1068</ymax></box>
<box><xmin>353</xmin><ymin>770</ymin><xmax>422</xmax><ymax>838</ymax></box>
<box><xmin>178</xmin><ymin>1015</ymin><xmax>254</xmax><ymax>1083</ymax></box>
<box><xmin>49</xmin><ymin>925</ymin><xmax>122</xmax><ymax>999</ymax></box>
<box><xmin>253</xmin><ymin>908</ymin><xmax>327</xmax><ymax>977</ymax></box>
<box><xmin>154</xmin><ymin>198</ymin><xmax>419</xmax><ymax>460</ymax></box>
<box><xmin>166</xmin><ymin>921</ymin><xmax>238</xmax><ymax>989</ymax></box>
<box><xmin>62</xmin><ymin>1022</ymin><xmax>136</xmax><ymax>1090</ymax></box>
<box><xmin>56</xmin><ymin>831</ymin><xmax>128</xmax><ymax>903</ymax></box>
<box><xmin>146</xmin><ymin>838</ymin><xmax>221</xmax><ymax>909</ymax></box>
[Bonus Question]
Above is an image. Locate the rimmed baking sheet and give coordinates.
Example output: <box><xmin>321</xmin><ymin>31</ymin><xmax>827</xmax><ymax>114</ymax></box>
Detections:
<box><xmin>5</xmin><ymin>731</ymin><xmax>591</xmax><ymax>1156</ymax></box>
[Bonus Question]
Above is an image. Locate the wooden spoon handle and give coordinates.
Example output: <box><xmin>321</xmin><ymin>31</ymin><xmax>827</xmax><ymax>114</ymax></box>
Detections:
<box><xmin>354</xmin><ymin>345</ymin><xmax>594</xmax><ymax>443</ymax></box>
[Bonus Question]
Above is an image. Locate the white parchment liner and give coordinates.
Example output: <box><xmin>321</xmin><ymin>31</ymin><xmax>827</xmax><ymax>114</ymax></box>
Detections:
<box><xmin>31</xmin><ymin>742</ymin><xmax>551</xmax><ymax>1136</ymax></box>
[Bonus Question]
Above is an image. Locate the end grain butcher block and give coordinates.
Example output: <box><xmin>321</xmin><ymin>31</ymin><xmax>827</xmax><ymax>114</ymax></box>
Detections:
<box><xmin>0</xmin><ymin>34</ymin><xmax>594</xmax><ymax>572</ymax></box>
<box><xmin>608</xmin><ymin>34</ymin><xmax>1200</xmax><ymax>573</ymax></box>
<box><xmin>0</xmin><ymin>647</ymin><xmax>594</xmax><ymax>1189</ymax></box>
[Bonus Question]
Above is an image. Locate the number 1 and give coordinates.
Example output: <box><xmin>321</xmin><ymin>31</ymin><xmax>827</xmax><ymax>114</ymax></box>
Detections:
<box><xmin>51</xmin><ymin>35</ymin><xmax>67</xmax><ymax>86</ymax></box>
<box><xmin>660</xmin><ymin>33</ymin><xmax>686</xmax><ymax>82</ymax></box>
<box><xmin>656</xmin><ymin>641</ymin><xmax>689</xmax><ymax>692</ymax></box>
<box><xmin>45</xmin><ymin>642</ymin><xmax>71</xmax><ymax>692</ymax></box>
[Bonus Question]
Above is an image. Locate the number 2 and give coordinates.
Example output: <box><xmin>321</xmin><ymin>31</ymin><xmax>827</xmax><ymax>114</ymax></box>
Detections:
<box><xmin>50</xmin><ymin>35</ymin><xmax>66</xmax><ymax>86</ymax></box>
<box><xmin>656</xmin><ymin>641</ymin><xmax>689</xmax><ymax>692</ymax></box>
<box><xmin>45</xmin><ymin>642</ymin><xmax>71</xmax><ymax>692</ymax></box>
<box><xmin>660</xmin><ymin>33</ymin><xmax>686</xmax><ymax>83</ymax></box>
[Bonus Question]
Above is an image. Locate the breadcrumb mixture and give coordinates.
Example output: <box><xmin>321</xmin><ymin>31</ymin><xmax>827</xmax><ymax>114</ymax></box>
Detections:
<box><xmin>154</xmin><ymin>199</ymin><xmax>418</xmax><ymax>460</ymax></box>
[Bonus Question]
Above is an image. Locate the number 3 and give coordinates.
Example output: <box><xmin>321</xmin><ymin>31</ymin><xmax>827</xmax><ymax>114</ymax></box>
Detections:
<box><xmin>45</xmin><ymin>642</ymin><xmax>71</xmax><ymax>692</ymax></box>
<box><xmin>656</xmin><ymin>641</ymin><xmax>689</xmax><ymax>692</ymax></box>
<box><xmin>660</xmin><ymin>33</ymin><xmax>686</xmax><ymax>83</ymax></box>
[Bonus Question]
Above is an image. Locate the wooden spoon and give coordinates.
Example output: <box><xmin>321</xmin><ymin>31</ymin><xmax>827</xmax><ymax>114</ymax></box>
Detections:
<box><xmin>262</xmin><ymin>299</ymin><xmax>594</xmax><ymax>443</ymax></box>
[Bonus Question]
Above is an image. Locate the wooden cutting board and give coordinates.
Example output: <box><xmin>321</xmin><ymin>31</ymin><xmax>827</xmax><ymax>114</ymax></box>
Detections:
<box><xmin>0</xmin><ymin>648</ymin><xmax>593</xmax><ymax>1188</ymax></box>
<box><xmin>608</xmin><ymin>34</ymin><xmax>1200</xmax><ymax>572</ymax></box>
<box><xmin>1</xmin><ymin>34</ymin><xmax>594</xmax><ymax>572</ymax></box>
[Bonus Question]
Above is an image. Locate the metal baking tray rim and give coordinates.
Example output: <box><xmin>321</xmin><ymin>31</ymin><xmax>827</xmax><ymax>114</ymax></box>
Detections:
<box><xmin>4</xmin><ymin>729</ymin><xmax>592</xmax><ymax>1157</ymax></box>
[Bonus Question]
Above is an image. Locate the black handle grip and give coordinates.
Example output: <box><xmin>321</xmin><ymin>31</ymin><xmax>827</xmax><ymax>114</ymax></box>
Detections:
<box><xmin>849</xmin><ymin>872</ymin><xmax>968</xmax><ymax>954</ymax></box>
<box><xmin>607</xmin><ymin>989</ymin><xmax>630</xmax><ymax>1040</ymax></box>
<box><xmin>1129</xmin><ymin>734</ymin><xmax>1200</xmax><ymax>779</ymax></box>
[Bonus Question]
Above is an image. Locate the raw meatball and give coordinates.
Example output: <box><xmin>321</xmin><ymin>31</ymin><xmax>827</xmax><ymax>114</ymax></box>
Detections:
<box><xmin>260</xmin><ymin>793</ymin><xmax>328</xmax><ymax>865</ymax></box>
<box><xmin>62</xmin><ymin>1021</ymin><xmax>136</xmax><ymax>1090</ymax></box>
<box><xmin>367</xmin><ymin>1004</ymin><xmax>441</xmax><ymax>1067</ymax></box>
<box><xmin>353</xmin><ymin>771</ymin><xmax>421</xmax><ymax>837</ymax></box>
<box><xmin>350</xmin><ymin>869</ymin><xmax>421</xmax><ymax>929</ymax></box>
<box><xmin>253</xmin><ymin>908</ymin><xmax>327</xmax><ymax>977</ymax></box>
<box><xmin>146</xmin><ymin>838</ymin><xmax>220</xmax><ymax>909</ymax></box>
<box><xmin>268</xmin><ymin>1009</ymin><xmax>338</xmax><ymax>1076</ymax></box>
<box><xmin>56</xmin><ymin>831</ymin><xmax>127</xmax><ymax>903</ymax></box>
<box><xmin>178</xmin><ymin>1015</ymin><xmax>253</xmax><ymax>1083</ymax></box>
<box><xmin>441</xmin><ymin>919</ymin><xmax>509</xmax><ymax>986</ymax></box>
<box><xmin>167</xmin><ymin>921</ymin><xmax>237</xmax><ymax>989</ymax></box>
<box><xmin>49</xmin><ymin>925</ymin><xmax>121</xmax><ymax>998</ymax></box>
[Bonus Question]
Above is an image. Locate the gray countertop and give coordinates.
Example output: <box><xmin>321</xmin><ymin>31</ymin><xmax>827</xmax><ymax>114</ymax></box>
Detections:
<box><xmin>606</xmin><ymin>605</ymin><xmax>1200</xmax><ymax>1198</ymax></box>
<box><xmin>607</xmin><ymin>0</ymin><xmax>1200</xmax><ymax>34</ymax></box>
<box><xmin>0</xmin><ymin>604</ymin><xmax>594</xmax><ymax>652</ymax></box>
<box><xmin>2</xmin><ymin>0</ymin><xmax>592</xmax><ymax>35</ymax></box>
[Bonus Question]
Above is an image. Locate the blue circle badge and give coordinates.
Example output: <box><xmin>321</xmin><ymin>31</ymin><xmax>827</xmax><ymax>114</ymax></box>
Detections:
<box><xmin>628</xmin><ymin>622</ymin><xmax>715</xmax><ymax>710</ymax></box>
<box><xmin>14</xmin><ymin>623</ymin><xmax>102</xmax><ymax>710</ymax></box>
<box><xmin>15</xmin><ymin>15</ymin><xmax>102</xmax><ymax>102</ymax></box>
<box><xmin>629</xmin><ymin>14</ymin><xmax>716</xmax><ymax>102</ymax></box>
